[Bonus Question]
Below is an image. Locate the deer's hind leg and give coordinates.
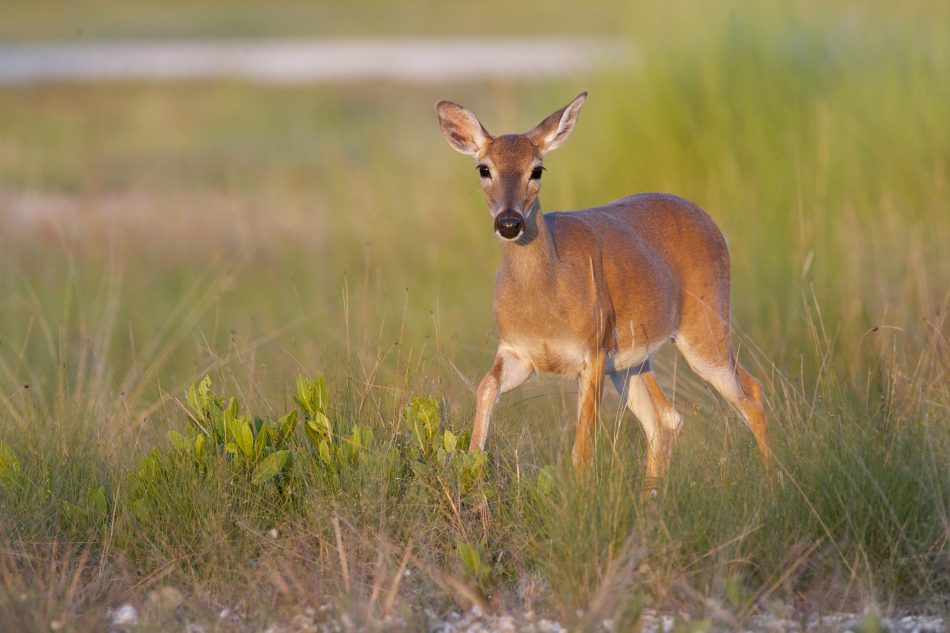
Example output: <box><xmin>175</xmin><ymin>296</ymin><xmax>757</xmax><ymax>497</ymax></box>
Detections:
<box><xmin>610</xmin><ymin>361</ymin><xmax>683</xmax><ymax>490</ymax></box>
<box><xmin>674</xmin><ymin>334</ymin><xmax>770</xmax><ymax>466</ymax></box>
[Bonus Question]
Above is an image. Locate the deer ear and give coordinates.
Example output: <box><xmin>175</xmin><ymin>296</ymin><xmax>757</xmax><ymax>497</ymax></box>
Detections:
<box><xmin>526</xmin><ymin>91</ymin><xmax>587</xmax><ymax>154</ymax></box>
<box><xmin>436</xmin><ymin>100</ymin><xmax>491</xmax><ymax>156</ymax></box>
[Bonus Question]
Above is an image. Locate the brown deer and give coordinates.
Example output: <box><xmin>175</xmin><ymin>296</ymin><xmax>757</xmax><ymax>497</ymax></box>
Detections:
<box><xmin>435</xmin><ymin>92</ymin><xmax>770</xmax><ymax>486</ymax></box>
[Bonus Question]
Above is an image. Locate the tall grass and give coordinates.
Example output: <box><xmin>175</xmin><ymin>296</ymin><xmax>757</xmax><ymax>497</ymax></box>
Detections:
<box><xmin>1</xmin><ymin>2</ymin><xmax>948</xmax><ymax>630</ymax></box>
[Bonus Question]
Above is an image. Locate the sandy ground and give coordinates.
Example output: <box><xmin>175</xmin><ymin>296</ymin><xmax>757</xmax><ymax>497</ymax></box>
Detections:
<box><xmin>105</xmin><ymin>595</ymin><xmax>946</xmax><ymax>633</ymax></box>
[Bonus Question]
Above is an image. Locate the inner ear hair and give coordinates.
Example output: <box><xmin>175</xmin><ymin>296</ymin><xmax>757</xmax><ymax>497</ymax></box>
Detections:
<box><xmin>436</xmin><ymin>100</ymin><xmax>491</xmax><ymax>156</ymax></box>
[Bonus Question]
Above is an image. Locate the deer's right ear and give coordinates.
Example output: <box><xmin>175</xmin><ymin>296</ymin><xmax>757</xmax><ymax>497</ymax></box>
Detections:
<box><xmin>526</xmin><ymin>92</ymin><xmax>587</xmax><ymax>154</ymax></box>
<box><xmin>436</xmin><ymin>100</ymin><xmax>491</xmax><ymax>156</ymax></box>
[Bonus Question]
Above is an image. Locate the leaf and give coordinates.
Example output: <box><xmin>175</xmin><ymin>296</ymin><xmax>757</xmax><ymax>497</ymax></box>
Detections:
<box><xmin>312</xmin><ymin>377</ymin><xmax>328</xmax><ymax>412</ymax></box>
<box><xmin>223</xmin><ymin>401</ymin><xmax>253</xmax><ymax>456</ymax></box>
<box><xmin>185</xmin><ymin>376</ymin><xmax>213</xmax><ymax>423</ymax></box>
<box><xmin>536</xmin><ymin>464</ymin><xmax>556</xmax><ymax>496</ymax></box>
<box><xmin>457</xmin><ymin>542</ymin><xmax>475</xmax><ymax>569</ymax></box>
<box><xmin>313</xmin><ymin>411</ymin><xmax>332</xmax><ymax>438</ymax></box>
<box><xmin>253</xmin><ymin>424</ymin><xmax>269</xmax><ymax>461</ymax></box>
<box><xmin>167</xmin><ymin>430</ymin><xmax>192</xmax><ymax>452</ymax></box>
<box><xmin>304</xmin><ymin>420</ymin><xmax>324</xmax><ymax>449</ymax></box>
<box><xmin>194</xmin><ymin>434</ymin><xmax>206</xmax><ymax>460</ymax></box>
<box><xmin>295</xmin><ymin>376</ymin><xmax>329</xmax><ymax>418</ymax></box>
<box><xmin>223</xmin><ymin>400</ymin><xmax>237</xmax><ymax>440</ymax></box>
<box><xmin>251</xmin><ymin>450</ymin><xmax>290</xmax><ymax>485</ymax></box>
<box><xmin>213</xmin><ymin>404</ymin><xmax>227</xmax><ymax>443</ymax></box>
<box><xmin>405</xmin><ymin>396</ymin><xmax>440</xmax><ymax>451</ymax></box>
<box><xmin>225</xmin><ymin>397</ymin><xmax>239</xmax><ymax>420</ymax></box>
<box><xmin>318</xmin><ymin>439</ymin><xmax>332</xmax><ymax>464</ymax></box>
<box><xmin>457</xmin><ymin>542</ymin><xmax>488</xmax><ymax>584</ymax></box>
<box><xmin>236</xmin><ymin>419</ymin><xmax>254</xmax><ymax>460</ymax></box>
<box><xmin>295</xmin><ymin>375</ymin><xmax>312</xmax><ymax>413</ymax></box>
<box><xmin>442</xmin><ymin>430</ymin><xmax>458</xmax><ymax>453</ymax></box>
<box><xmin>456</xmin><ymin>450</ymin><xmax>488</xmax><ymax>495</ymax></box>
<box><xmin>277</xmin><ymin>410</ymin><xmax>298</xmax><ymax>444</ymax></box>
<box><xmin>346</xmin><ymin>426</ymin><xmax>370</xmax><ymax>462</ymax></box>
<box><xmin>87</xmin><ymin>486</ymin><xmax>108</xmax><ymax>516</ymax></box>
<box><xmin>349</xmin><ymin>426</ymin><xmax>362</xmax><ymax>449</ymax></box>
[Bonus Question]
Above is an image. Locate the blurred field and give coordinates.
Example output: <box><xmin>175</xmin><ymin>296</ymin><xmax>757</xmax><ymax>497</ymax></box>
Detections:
<box><xmin>0</xmin><ymin>1</ymin><xmax>948</xmax><ymax>631</ymax></box>
<box><xmin>5</xmin><ymin>0</ymin><xmax>639</xmax><ymax>41</ymax></box>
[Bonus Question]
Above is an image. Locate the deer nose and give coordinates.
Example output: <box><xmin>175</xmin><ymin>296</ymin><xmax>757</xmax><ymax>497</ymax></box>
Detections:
<box><xmin>494</xmin><ymin>211</ymin><xmax>524</xmax><ymax>240</ymax></box>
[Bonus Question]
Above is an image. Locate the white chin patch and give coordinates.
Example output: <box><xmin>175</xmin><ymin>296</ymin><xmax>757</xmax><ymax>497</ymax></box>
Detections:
<box><xmin>495</xmin><ymin>231</ymin><xmax>523</xmax><ymax>242</ymax></box>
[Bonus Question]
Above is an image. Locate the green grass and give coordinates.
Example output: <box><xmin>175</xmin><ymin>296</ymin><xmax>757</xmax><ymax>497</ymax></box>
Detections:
<box><xmin>1</xmin><ymin>2</ymin><xmax>948</xmax><ymax>631</ymax></box>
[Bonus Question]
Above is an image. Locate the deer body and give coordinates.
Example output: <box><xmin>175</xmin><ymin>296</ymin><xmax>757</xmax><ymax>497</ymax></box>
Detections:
<box><xmin>495</xmin><ymin>194</ymin><xmax>717</xmax><ymax>374</ymax></box>
<box><xmin>436</xmin><ymin>94</ymin><xmax>769</xmax><ymax>484</ymax></box>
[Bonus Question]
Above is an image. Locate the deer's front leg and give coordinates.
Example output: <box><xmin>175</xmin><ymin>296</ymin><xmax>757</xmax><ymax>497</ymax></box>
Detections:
<box><xmin>572</xmin><ymin>352</ymin><xmax>606</xmax><ymax>470</ymax></box>
<box><xmin>470</xmin><ymin>346</ymin><xmax>533</xmax><ymax>452</ymax></box>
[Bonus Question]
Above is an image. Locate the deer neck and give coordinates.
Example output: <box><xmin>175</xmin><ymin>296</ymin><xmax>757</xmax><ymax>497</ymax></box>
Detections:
<box><xmin>501</xmin><ymin>198</ymin><xmax>557</xmax><ymax>286</ymax></box>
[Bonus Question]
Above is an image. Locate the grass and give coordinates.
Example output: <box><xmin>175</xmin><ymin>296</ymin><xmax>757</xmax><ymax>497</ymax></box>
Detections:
<box><xmin>1</xmin><ymin>1</ymin><xmax>948</xmax><ymax>630</ymax></box>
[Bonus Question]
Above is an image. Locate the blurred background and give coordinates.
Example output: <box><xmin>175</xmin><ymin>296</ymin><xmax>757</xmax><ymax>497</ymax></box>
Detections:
<box><xmin>0</xmin><ymin>0</ymin><xmax>948</xmax><ymax>627</ymax></box>
<box><xmin>0</xmin><ymin>0</ymin><xmax>947</xmax><ymax>438</ymax></box>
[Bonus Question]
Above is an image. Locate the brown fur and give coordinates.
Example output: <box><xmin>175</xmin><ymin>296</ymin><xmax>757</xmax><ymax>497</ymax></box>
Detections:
<box><xmin>436</xmin><ymin>94</ymin><xmax>770</xmax><ymax>481</ymax></box>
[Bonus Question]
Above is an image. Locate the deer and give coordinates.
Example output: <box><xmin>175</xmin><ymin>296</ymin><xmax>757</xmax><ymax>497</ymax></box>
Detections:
<box><xmin>435</xmin><ymin>92</ymin><xmax>770</xmax><ymax>487</ymax></box>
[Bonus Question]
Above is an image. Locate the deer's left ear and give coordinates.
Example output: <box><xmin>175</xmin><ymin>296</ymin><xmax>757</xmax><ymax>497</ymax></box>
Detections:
<box><xmin>436</xmin><ymin>100</ymin><xmax>492</xmax><ymax>156</ymax></box>
<box><xmin>526</xmin><ymin>91</ymin><xmax>587</xmax><ymax>154</ymax></box>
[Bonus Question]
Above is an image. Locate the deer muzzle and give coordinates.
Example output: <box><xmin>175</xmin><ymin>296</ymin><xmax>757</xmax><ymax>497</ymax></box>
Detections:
<box><xmin>494</xmin><ymin>210</ymin><xmax>525</xmax><ymax>241</ymax></box>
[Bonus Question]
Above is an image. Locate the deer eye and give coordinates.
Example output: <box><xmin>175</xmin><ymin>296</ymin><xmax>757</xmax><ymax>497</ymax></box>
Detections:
<box><xmin>530</xmin><ymin>165</ymin><xmax>544</xmax><ymax>180</ymax></box>
<box><xmin>477</xmin><ymin>165</ymin><xmax>491</xmax><ymax>179</ymax></box>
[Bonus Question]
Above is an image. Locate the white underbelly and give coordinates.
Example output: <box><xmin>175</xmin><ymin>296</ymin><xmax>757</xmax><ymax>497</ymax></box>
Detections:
<box><xmin>605</xmin><ymin>345</ymin><xmax>651</xmax><ymax>373</ymax></box>
<box><xmin>500</xmin><ymin>338</ymin><xmax>585</xmax><ymax>375</ymax></box>
<box><xmin>501</xmin><ymin>338</ymin><xmax>666</xmax><ymax>376</ymax></box>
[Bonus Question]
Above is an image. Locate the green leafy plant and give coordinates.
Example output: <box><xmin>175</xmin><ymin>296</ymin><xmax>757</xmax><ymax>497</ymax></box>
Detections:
<box><xmin>296</xmin><ymin>375</ymin><xmax>374</xmax><ymax>471</ymax></box>
<box><xmin>127</xmin><ymin>449</ymin><xmax>164</xmax><ymax>523</ymax></box>
<box><xmin>403</xmin><ymin>396</ymin><xmax>490</xmax><ymax>500</ymax></box>
<box><xmin>535</xmin><ymin>464</ymin><xmax>557</xmax><ymax>497</ymax></box>
<box><xmin>405</xmin><ymin>395</ymin><xmax>440</xmax><ymax>457</ymax></box>
<box><xmin>457</xmin><ymin>541</ymin><xmax>494</xmax><ymax>597</ymax></box>
<box><xmin>60</xmin><ymin>485</ymin><xmax>109</xmax><ymax>532</ymax></box>
<box><xmin>179</xmin><ymin>377</ymin><xmax>295</xmax><ymax>485</ymax></box>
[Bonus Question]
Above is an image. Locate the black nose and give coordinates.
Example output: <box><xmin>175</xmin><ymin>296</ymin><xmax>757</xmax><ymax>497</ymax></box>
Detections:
<box><xmin>494</xmin><ymin>212</ymin><xmax>525</xmax><ymax>240</ymax></box>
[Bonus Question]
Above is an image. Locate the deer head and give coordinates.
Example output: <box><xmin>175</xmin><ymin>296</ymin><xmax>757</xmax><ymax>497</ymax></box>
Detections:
<box><xmin>436</xmin><ymin>92</ymin><xmax>587</xmax><ymax>241</ymax></box>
